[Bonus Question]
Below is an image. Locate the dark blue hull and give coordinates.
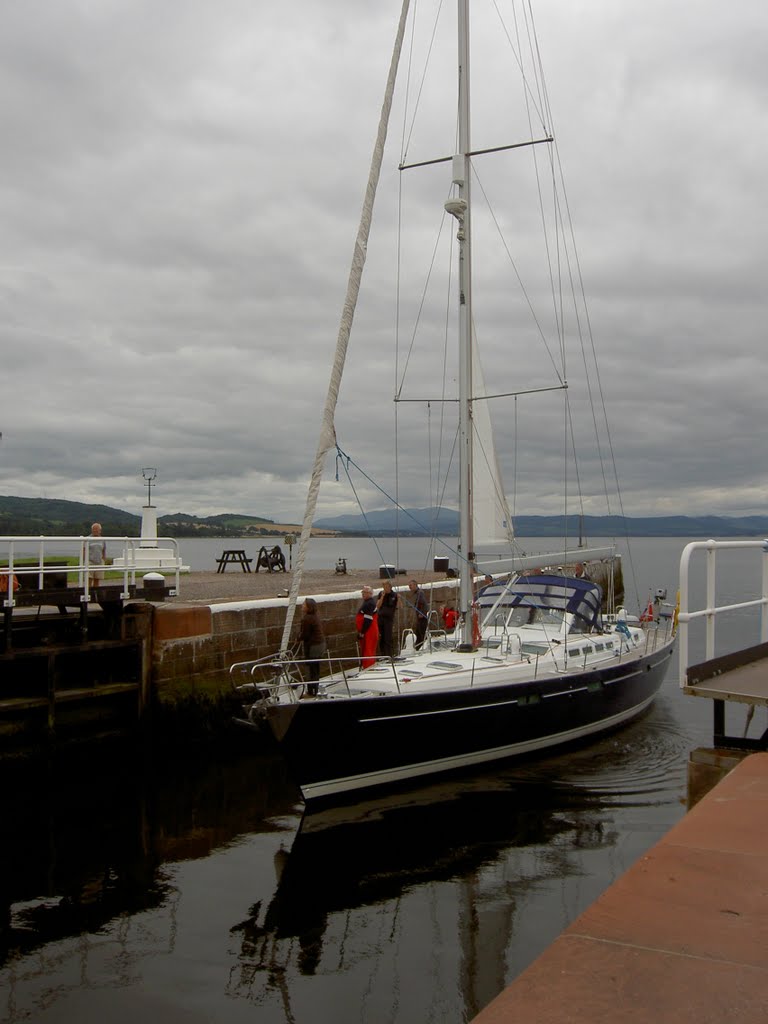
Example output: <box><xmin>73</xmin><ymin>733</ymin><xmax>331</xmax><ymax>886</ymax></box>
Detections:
<box><xmin>260</xmin><ymin>642</ymin><xmax>675</xmax><ymax>802</ymax></box>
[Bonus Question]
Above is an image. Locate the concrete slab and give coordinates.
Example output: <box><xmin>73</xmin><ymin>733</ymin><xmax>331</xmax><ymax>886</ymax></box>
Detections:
<box><xmin>475</xmin><ymin>936</ymin><xmax>768</xmax><ymax>1024</ymax></box>
<box><xmin>572</xmin><ymin>843</ymin><xmax>768</xmax><ymax>968</ymax></box>
<box><xmin>471</xmin><ymin>752</ymin><xmax>768</xmax><ymax>1024</ymax></box>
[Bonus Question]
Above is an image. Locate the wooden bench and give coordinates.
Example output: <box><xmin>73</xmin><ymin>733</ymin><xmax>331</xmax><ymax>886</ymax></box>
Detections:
<box><xmin>216</xmin><ymin>549</ymin><xmax>253</xmax><ymax>573</ymax></box>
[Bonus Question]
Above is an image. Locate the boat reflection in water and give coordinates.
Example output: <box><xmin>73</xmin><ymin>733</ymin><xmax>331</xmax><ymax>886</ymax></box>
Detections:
<box><xmin>0</xmin><ymin>696</ymin><xmax>693</xmax><ymax>1023</ymax></box>
<box><xmin>230</xmin><ymin>769</ymin><xmax>619</xmax><ymax>1013</ymax></box>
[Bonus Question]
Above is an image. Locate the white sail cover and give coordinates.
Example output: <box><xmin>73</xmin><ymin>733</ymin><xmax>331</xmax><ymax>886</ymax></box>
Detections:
<box><xmin>471</xmin><ymin>337</ymin><xmax>514</xmax><ymax>547</ymax></box>
<box><xmin>278</xmin><ymin>0</ymin><xmax>412</xmax><ymax>653</ymax></box>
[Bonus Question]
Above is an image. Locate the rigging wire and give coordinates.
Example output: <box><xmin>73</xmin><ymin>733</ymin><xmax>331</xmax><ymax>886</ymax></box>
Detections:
<box><xmin>337</xmin><ymin>0</ymin><xmax>635</xmax><ymax>608</ymax></box>
<box><xmin>485</xmin><ymin>0</ymin><xmax>641</xmax><ymax>604</ymax></box>
<box><xmin>278</xmin><ymin>0</ymin><xmax>412</xmax><ymax>653</ymax></box>
<box><xmin>394</xmin><ymin>211</ymin><xmax>452</xmax><ymax>398</ymax></box>
<box><xmin>470</xmin><ymin>166</ymin><xmax>563</xmax><ymax>383</ymax></box>
<box><xmin>335</xmin><ymin>443</ymin><xmax>468</xmax><ymax>571</ymax></box>
<box><xmin>399</xmin><ymin>0</ymin><xmax>445</xmax><ymax>166</ymax></box>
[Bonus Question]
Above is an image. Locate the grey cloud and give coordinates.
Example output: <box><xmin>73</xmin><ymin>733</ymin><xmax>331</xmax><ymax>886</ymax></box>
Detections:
<box><xmin>1</xmin><ymin>0</ymin><xmax>767</xmax><ymax>525</ymax></box>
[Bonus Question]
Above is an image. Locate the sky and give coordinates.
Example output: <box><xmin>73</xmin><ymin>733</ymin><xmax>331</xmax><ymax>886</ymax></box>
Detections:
<box><xmin>1</xmin><ymin>0</ymin><xmax>767</xmax><ymax>526</ymax></box>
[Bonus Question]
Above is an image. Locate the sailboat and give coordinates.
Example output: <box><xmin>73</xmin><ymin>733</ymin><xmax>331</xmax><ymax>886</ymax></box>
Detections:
<box><xmin>232</xmin><ymin>0</ymin><xmax>676</xmax><ymax>804</ymax></box>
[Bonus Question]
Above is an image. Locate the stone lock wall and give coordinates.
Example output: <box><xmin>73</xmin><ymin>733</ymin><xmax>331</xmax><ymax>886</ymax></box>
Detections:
<box><xmin>149</xmin><ymin>580</ymin><xmax>460</xmax><ymax>706</ymax></box>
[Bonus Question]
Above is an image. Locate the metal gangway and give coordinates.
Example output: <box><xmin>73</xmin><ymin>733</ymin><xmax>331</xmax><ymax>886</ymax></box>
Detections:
<box><xmin>678</xmin><ymin>539</ymin><xmax>768</xmax><ymax>751</ymax></box>
<box><xmin>2</xmin><ymin>534</ymin><xmax>182</xmax><ymax>634</ymax></box>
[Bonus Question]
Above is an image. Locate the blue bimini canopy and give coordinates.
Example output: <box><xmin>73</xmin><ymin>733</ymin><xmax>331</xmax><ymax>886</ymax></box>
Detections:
<box><xmin>477</xmin><ymin>573</ymin><xmax>603</xmax><ymax>633</ymax></box>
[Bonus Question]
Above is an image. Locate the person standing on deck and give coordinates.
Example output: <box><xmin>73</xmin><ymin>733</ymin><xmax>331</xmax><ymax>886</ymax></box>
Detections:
<box><xmin>297</xmin><ymin>597</ymin><xmax>326</xmax><ymax>697</ymax></box>
<box><xmin>376</xmin><ymin>579</ymin><xmax>398</xmax><ymax>658</ymax></box>
<box><xmin>441</xmin><ymin>604</ymin><xmax>458</xmax><ymax>632</ymax></box>
<box><xmin>356</xmin><ymin>586</ymin><xmax>379</xmax><ymax>669</ymax></box>
<box><xmin>408</xmin><ymin>579</ymin><xmax>429</xmax><ymax>650</ymax></box>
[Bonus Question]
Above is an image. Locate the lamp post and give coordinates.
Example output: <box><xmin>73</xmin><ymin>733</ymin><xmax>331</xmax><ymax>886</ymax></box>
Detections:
<box><xmin>284</xmin><ymin>533</ymin><xmax>296</xmax><ymax>571</ymax></box>
<box><xmin>140</xmin><ymin>468</ymin><xmax>158</xmax><ymax>548</ymax></box>
<box><xmin>142</xmin><ymin>467</ymin><xmax>157</xmax><ymax>507</ymax></box>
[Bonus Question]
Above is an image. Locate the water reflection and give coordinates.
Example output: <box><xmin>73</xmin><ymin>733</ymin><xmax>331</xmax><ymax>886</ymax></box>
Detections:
<box><xmin>0</xmin><ymin>746</ymin><xmax>300</xmax><ymax>965</ymax></box>
<box><xmin>0</xmin><ymin>692</ymin><xmax>707</xmax><ymax>1024</ymax></box>
<box><xmin>229</xmin><ymin>773</ymin><xmax>617</xmax><ymax>1006</ymax></box>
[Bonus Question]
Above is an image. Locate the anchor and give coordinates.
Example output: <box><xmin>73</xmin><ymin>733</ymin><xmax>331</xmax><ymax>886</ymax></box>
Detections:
<box><xmin>255</xmin><ymin>545</ymin><xmax>287</xmax><ymax>573</ymax></box>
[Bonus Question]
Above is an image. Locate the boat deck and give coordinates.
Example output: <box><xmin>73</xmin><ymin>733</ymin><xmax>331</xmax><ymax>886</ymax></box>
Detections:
<box><xmin>471</xmin><ymin>752</ymin><xmax>768</xmax><ymax>1024</ymax></box>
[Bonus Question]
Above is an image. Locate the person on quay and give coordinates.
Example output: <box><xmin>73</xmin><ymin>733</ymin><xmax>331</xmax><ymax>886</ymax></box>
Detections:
<box><xmin>356</xmin><ymin>585</ymin><xmax>379</xmax><ymax>669</ymax></box>
<box><xmin>298</xmin><ymin>597</ymin><xmax>327</xmax><ymax>697</ymax></box>
<box><xmin>408</xmin><ymin>579</ymin><xmax>429</xmax><ymax>649</ymax></box>
<box><xmin>87</xmin><ymin>522</ymin><xmax>107</xmax><ymax>589</ymax></box>
<box><xmin>376</xmin><ymin>578</ymin><xmax>398</xmax><ymax>658</ymax></box>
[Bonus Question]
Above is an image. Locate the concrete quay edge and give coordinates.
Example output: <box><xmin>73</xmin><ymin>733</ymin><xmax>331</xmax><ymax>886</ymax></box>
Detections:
<box><xmin>471</xmin><ymin>751</ymin><xmax>768</xmax><ymax>1024</ymax></box>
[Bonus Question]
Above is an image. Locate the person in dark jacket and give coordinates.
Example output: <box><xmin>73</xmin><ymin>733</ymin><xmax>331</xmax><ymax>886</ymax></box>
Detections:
<box><xmin>298</xmin><ymin>597</ymin><xmax>326</xmax><ymax>696</ymax></box>
<box><xmin>356</xmin><ymin>586</ymin><xmax>379</xmax><ymax>669</ymax></box>
<box><xmin>376</xmin><ymin>579</ymin><xmax>399</xmax><ymax>658</ymax></box>
<box><xmin>408</xmin><ymin>579</ymin><xmax>429</xmax><ymax>649</ymax></box>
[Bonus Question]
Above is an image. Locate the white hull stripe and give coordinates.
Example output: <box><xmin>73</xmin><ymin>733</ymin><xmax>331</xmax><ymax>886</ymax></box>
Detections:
<box><xmin>358</xmin><ymin>664</ymin><xmax>659</xmax><ymax>724</ymax></box>
<box><xmin>302</xmin><ymin>693</ymin><xmax>657</xmax><ymax>801</ymax></box>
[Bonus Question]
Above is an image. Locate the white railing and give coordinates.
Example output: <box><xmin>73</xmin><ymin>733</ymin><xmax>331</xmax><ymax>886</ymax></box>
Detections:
<box><xmin>678</xmin><ymin>538</ymin><xmax>768</xmax><ymax>686</ymax></box>
<box><xmin>1</xmin><ymin>534</ymin><xmax>182</xmax><ymax>604</ymax></box>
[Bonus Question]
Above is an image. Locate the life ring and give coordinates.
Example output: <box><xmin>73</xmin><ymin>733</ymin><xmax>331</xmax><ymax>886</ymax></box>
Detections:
<box><xmin>0</xmin><ymin>572</ymin><xmax>19</xmax><ymax>593</ymax></box>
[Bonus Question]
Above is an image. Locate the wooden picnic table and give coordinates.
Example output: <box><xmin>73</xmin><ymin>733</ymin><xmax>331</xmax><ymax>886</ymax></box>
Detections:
<box><xmin>215</xmin><ymin>550</ymin><xmax>253</xmax><ymax>574</ymax></box>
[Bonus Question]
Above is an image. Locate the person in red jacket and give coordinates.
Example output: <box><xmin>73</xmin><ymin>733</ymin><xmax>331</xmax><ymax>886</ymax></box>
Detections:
<box><xmin>356</xmin><ymin>586</ymin><xmax>379</xmax><ymax>669</ymax></box>
<box><xmin>441</xmin><ymin>604</ymin><xmax>458</xmax><ymax>631</ymax></box>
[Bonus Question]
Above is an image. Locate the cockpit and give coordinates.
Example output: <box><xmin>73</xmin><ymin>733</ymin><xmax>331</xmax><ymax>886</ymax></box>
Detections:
<box><xmin>477</xmin><ymin>573</ymin><xmax>603</xmax><ymax>635</ymax></box>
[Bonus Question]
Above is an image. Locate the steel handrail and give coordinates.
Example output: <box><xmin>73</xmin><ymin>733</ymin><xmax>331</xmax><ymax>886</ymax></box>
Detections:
<box><xmin>1</xmin><ymin>534</ymin><xmax>182</xmax><ymax>603</ymax></box>
<box><xmin>678</xmin><ymin>538</ymin><xmax>768</xmax><ymax>686</ymax></box>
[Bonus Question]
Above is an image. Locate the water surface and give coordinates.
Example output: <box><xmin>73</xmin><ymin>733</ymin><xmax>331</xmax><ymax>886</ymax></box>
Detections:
<box><xmin>1</xmin><ymin>535</ymin><xmax>764</xmax><ymax>1023</ymax></box>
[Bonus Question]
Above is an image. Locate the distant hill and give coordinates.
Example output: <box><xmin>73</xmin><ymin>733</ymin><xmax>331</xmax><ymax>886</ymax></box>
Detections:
<box><xmin>4</xmin><ymin>494</ymin><xmax>768</xmax><ymax>538</ymax></box>
<box><xmin>313</xmin><ymin>507</ymin><xmax>461</xmax><ymax>536</ymax></box>
<box><xmin>0</xmin><ymin>496</ymin><xmax>140</xmax><ymax>536</ymax></box>
<box><xmin>313</xmin><ymin>508</ymin><xmax>768</xmax><ymax>538</ymax></box>
<box><xmin>158</xmin><ymin>511</ymin><xmax>337</xmax><ymax>538</ymax></box>
<box><xmin>513</xmin><ymin>514</ymin><xmax>768</xmax><ymax>538</ymax></box>
<box><xmin>0</xmin><ymin>496</ymin><xmax>318</xmax><ymax>538</ymax></box>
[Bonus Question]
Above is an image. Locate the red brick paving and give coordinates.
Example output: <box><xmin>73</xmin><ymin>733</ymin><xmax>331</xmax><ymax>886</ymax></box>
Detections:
<box><xmin>472</xmin><ymin>752</ymin><xmax>768</xmax><ymax>1024</ymax></box>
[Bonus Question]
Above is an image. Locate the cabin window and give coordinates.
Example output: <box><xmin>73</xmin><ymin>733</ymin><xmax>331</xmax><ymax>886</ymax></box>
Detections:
<box><xmin>568</xmin><ymin>621</ymin><xmax>590</xmax><ymax>634</ymax></box>
<box><xmin>506</xmin><ymin>607</ymin><xmax>536</xmax><ymax>627</ymax></box>
<box><xmin>427</xmin><ymin>661</ymin><xmax>463</xmax><ymax>671</ymax></box>
<box><xmin>536</xmin><ymin>608</ymin><xmax>565</xmax><ymax>626</ymax></box>
<box><xmin>582</xmin><ymin>645</ymin><xmax>594</xmax><ymax>655</ymax></box>
<box><xmin>594</xmin><ymin>643</ymin><xmax>604</xmax><ymax>651</ymax></box>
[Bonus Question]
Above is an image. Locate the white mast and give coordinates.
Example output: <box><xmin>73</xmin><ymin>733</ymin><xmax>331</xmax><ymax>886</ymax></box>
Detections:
<box><xmin>445</xmin><ymin>0</ymin><xmax>475</xmax><ymax>649</ymax></box>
